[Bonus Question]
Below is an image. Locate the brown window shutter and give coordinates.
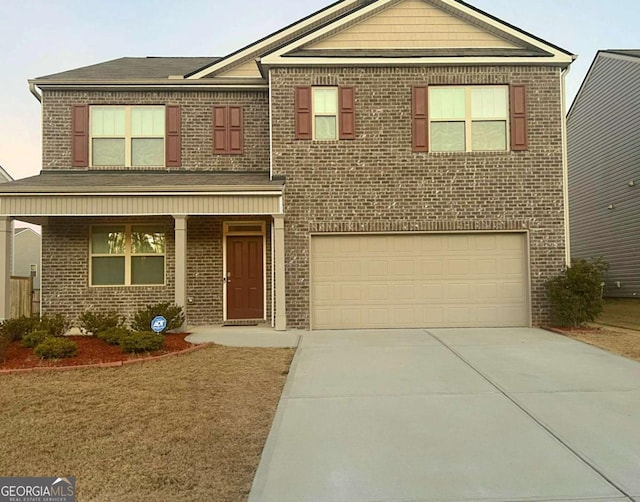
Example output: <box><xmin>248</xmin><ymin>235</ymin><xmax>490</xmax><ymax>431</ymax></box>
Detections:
<box><xmin>165</xmin><ymin>105</ymin><xmax>181</xmax><ymax>167</ymax></box>
<box><xmin>510</xmin><ymin>84</ymin><xmax>528</xmax><ymax>151</ymax></box>
<box><xmin>213</xmin><ymin>106</ymin><xmax>228</xmax><ymax>154</ymax></box>
<box><xmin>72</xmin><ymin>104</ymin><xmax>89</xmax><ymax>167</ymax></box>
<box><xmin>295</xmin><ymin>87</ymin><xmax>312</xmax><ymax>140</ymax></box>
<box><xmin>228</xmin><ymin>106</ymin><xmax>243</xmax><ymax>154</ymax></box>
<box><xmin>338</xmin><ymin>87</ymin><xmax>356</xmax><ymax>140</ymax></box>
<box><xmin>412</xmin><ymin>86</ymin><xmax>429</xmax><ymax>152</ymax></box>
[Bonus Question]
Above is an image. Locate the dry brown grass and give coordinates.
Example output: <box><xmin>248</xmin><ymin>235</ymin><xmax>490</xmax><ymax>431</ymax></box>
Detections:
<box><xmin>0</xmin><ymin>344</ymin><xmax>293</xmax><ymax>502</ymax></box>
<box><xmin>556</xmin><ymin>325</ymin><xmax>640</xmax><ymax>363</ymax></box>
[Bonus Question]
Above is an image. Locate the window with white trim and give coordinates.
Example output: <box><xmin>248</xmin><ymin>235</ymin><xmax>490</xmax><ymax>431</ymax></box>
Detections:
<box><xmin>90</xmin><ymin>225</ymin><xmax>166</xmax><ymax>286</ymax></box>
<box><xmin>90</xmin><ymin>106</ymin><xmax>165</xmax><ymax>167</ymax></box>
<box><xmin>312</xmin><ymin>87</ymin><xmax>338</xmax><ymax>140</ymax></box>
<box><xmin>429</xmin><ymin>86</ymin><xmax>508</xmax><ymax>152</ymax></box>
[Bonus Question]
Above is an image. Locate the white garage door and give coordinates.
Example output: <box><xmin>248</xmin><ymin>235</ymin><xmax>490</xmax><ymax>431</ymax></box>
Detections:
<box><xmin>310</xmin><ymin>233</ymin><xmax>529</xmax><ymax>329</ymax></box>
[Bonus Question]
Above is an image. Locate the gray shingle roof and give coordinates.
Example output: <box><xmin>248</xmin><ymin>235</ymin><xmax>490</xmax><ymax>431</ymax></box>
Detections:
<box><xmin>35</xmin><ymin>57</ymin><xmax>221</xmax><ymax>81</ymax></box>
<box><xmin>0</xmin><ymin>171</ymin><xmax>284</xmax><ymax>193</ymax></box>
<box><xmin>603</xmin><ymin>50</ymin><xmax>640</xmax><ymax>59</ymax></box>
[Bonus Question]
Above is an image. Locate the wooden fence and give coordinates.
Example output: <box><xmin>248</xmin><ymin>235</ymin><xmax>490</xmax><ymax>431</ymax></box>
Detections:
<box><xmin>10</xmin><ymin>276</ymin><xmax>32</xmax><ymax>318</ymax></box>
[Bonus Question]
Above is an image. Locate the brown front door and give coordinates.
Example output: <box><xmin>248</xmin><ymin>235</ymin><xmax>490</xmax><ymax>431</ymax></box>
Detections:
<box><xmin>226</xmin><ymin>236</ymin><xmax>264</xmax><ymax>320</ymax></box>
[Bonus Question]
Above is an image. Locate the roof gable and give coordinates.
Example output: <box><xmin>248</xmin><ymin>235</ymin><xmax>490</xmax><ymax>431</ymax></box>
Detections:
<box><xmin>0</xmin><ymin>165</ymin><xmax>13</xmax><ymax>182</ymax></box>
<box><xmin>303</xmin><ymin>0</ymin><xmax>519</xmax><ymax>51</ymax></box>
<box><xmin>568</xmin><ymin>50</ymin><xmax>640</xmax><ymax>120</ymax></box>
<box><xmin>187</xmin><ymin>0</ymin><xmax>370</xmax><ymax>79</ymax></box>
<box><xmin>261</xmin><ymin>0</ymin><xmax>573</xmax><ymax>67</ymax></box>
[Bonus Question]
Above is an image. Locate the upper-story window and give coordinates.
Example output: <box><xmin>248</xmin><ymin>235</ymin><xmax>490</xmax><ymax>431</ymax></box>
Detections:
<box><xmin>295</xmin><ymin>86</ymin><xmax>355</xmax><ymax>141</ymax></box>
<box><xmin>412</xmin><ymin>84</ymin><xmax>527</xmax><ymax>153</ymax></box>
<box><xmin>91</xmin><ymin>106</ymin><xmax>165</xmax><ymax>167</ymax></box>
<box><xmin>429</xmin><ymin>86</ymin><xmax>508</xmax><ymax>152</ymax></box>
<box><xmin>313</xmin><ymin>88</ymin><xmax>339</xmax><ymax>140</ymax></box>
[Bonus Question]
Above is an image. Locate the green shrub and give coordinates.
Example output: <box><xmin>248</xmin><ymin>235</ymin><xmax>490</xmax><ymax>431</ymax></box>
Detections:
<box><xmin>97</xmin><ymin>327</ymin><xmax>130</xmax><ymax>346</ymax></box>
<box><xmin>22</xmin><ymin>330</ymin><xmax>50</xmax><ymax>349</ymax></box>
<box><xmin>34</xmin><ymin>337</ymin><xmax>78</xmax><ymax>359</ymax></box>
<box><xmin>79</xmin><ymin>310</ymin><xmax>124</xmax><ymax>334</ymax></box>
<box><xmin>0</xmin><ymin>316</ymin><xmax>41</xmax><ymax>342</ymax></box>
<box><xmin>131</xmin><ymin>302</ymin><xmax>184</xmax><ymax>333</ymax></box>
<box><xmin>0</xmin><ymin>332</ymin><xmax>10</xmax><ymax>362</ymax></box>
<box><xmin>119</xmin><ymin>331</ymin><xmax>165</xmax><ymax>353</ymax></box>
<box><xmin>40</xmin><ymin>313</ymin><xmax>71</xmax><ymax>337</ymax></box>
<box><xmin>545</xmin><ymin>257</ymin><xmax>609</xmax><ymax>327</ymax></box>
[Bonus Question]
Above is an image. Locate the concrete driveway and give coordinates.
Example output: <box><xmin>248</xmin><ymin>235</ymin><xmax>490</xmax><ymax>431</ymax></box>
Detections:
<box><xmin>249</xmin><ymin>328</ymin><xmax>640</xmax><ymax>502</ymax></box>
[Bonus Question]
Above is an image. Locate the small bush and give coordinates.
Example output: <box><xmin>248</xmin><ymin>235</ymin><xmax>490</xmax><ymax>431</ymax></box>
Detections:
<box><xmin>0</xmin><ymin>316</ymin><xmax>41</xmax><ymax>342</ymax></box>
<box><xmin>119</xmin><ymin>331</ymin><xmax>165</xmax><ymax>353</ymax></box>
<box><xmin>97</xmin><ymin>327</ymin><xmax>130</xmax><ymax>346</ymax></box>
<box><xmin>34</xmin><ymin>337</ymin><xmax>78</xmax><ymax>359</ymax></box>
<box><xmin>22</xmin><ymin>330</ymin><xmax>50</xmax><ymax>349</ymax></box>
<box><xmin>40</xmin><ymin>314</ymin><xmax>71</xmax><ymax>337</ymax></box>
<box><xmin>79</xmin><ymin>310</ymin><xmax>124</xmax><ymax>335</ymax></box>
<box><xmin>0</xmin><ymin>332</ymin><xmax>10</xmax><ymax>362</ymax></box>
<box><xmin>546</xmin><ymin>257</ymin><xmax>609</xmax><ymax>327</ymax></box>
<box><xmin>131</xmin><ymin>302</ymin><xmax>184</xmax><ymax>333</ymax></box>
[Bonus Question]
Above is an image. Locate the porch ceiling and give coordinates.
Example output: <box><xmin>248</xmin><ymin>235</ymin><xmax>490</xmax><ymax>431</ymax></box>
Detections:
<box><xmin>0</xmin><ymin>171</ymin><xmax>284</xmax><ymax>218</ymax></box>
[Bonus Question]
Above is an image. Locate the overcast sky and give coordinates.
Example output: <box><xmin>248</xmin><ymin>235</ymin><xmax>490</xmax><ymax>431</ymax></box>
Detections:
<box><xmin>0</xmin><ymin>0</ymin><xmax>638</xmax><ymax>181</ymax></box>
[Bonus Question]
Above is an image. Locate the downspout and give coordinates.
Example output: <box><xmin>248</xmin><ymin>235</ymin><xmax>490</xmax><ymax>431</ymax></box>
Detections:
<box><xmin>560</xmin><ymin>65</ymin><xmax>571</xmax><ymax>266</ymax></box>
<box><xmin>28</xmin><ymin>81</ymin><xmax>42</xmax><ymax>102</ymax></box>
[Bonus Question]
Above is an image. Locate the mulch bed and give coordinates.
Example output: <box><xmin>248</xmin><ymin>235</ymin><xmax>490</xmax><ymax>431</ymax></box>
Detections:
<box><xmin>0</xmin><ymin>333</ymin><xmax>194</xmax><ymax>370</ymax></box>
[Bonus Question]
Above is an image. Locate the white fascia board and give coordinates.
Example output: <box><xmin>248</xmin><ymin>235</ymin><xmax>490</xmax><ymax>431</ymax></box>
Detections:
<box><xmin>437</xmin><ymin>0</ymin><xmax>573</xmax><ymax>59</ymax></box>
<box><xmin>261</xmin><ymin>0</ymin><xmax>573</xmax><ymax>66</ymax></box>
<box><xmin>262</xmin><ymin>0</ymin><xmax>395</xmax><ymax>61</ymax></box>
<box><xmin>187</xmin><ymin>0</ymin><xmax>362</xmax><ymax>80</ymax></box>
<box><xmin>0</xmin><ymin>191</ymin><xmax>283</xmax><ymax>197</ymax></box>
<box><xmin>261</xmin><ymin>55</ymin><xmax>573</xmax><ymax>67</ymax></box>
<box><xmin>35</xmin><ymin>83</ymin><xmax>268</xmax><ymax>91</ymax></box>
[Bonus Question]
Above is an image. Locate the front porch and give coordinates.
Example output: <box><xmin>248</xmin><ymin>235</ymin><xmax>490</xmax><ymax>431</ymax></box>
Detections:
<box><xmin>0</xmin><ymin>171</ymin><xmax>286</xmax><ymax>329</ymax></box>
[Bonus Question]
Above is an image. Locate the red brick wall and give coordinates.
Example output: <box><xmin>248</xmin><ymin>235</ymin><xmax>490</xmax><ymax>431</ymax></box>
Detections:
<box><xmin>270</xmin><ymin>66</ymin><xmax>567</xmax><ymax>328</ymax></box>
<box><xmin>41</xmin><ymin>216</ymin><xmax>273</xmax><ymax>326</ymax></box>
<box><xmin>41</xmin><ymin>216</ymin><xmax>176</xmax><ymax>322</ymax></box>
<box><xmin>41</xmin><ymin>90</ymin><xmax>270</xmax><ymax>171</ymax></box>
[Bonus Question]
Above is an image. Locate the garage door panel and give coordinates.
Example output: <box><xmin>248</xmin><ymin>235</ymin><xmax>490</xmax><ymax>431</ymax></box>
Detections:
<box><xmin>477</xmin><ymin>259</ymin><xmax>498</xmax><ymax>274</ymax></box>
<box><xmin>310</xmin><ymin>234</ymin><xmax>529</xmax><ymax>329</ymax></box>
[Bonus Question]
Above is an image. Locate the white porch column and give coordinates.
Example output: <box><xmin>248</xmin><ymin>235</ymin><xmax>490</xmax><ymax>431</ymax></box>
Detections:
<box><xmin>173</xmin><ymin>215</ymin><xmax>188</xmax><ymax>321</ymax></box>
<box><xmin>0</xmin><ymin>217</ymin><xmax>13</xmax><ymax>321</ymax></box>
<box><xmin>273</xmin><ymin>214</ymin><xmax>286</xmax><ymax>331</ymax></box>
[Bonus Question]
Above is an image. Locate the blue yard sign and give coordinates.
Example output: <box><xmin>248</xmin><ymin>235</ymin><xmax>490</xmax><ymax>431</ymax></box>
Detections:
<box><xmin>151</xmin><ymin>316</ymin><xmax>167</xmax><ymax>333</ymax></box>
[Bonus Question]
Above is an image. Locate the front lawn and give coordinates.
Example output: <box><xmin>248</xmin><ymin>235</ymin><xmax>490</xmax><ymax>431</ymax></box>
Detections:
<box><xmin>598</xmin><ymin>297</ymin><xmax>640</xmax><ymax>330</ymax></box>
<box><xmin>0</xmin><ymin>344</ymin><xmax>293</xmax><ymax>501</ymax></box>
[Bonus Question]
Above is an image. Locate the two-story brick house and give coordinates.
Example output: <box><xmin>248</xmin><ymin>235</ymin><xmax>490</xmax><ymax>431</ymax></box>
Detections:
<box><xmin>0</xmin><ymin>0</ymin><xmax>574</xmax><ymax>330</ymax></box>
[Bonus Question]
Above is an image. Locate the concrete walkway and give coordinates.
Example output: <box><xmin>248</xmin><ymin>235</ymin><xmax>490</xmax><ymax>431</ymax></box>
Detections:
<box><xmin>249</xmin><ymin>328</ymin><xmax>640</xmax><ymax>502</ymax></box>
<box><xmin>184</xmin><ymin>325</ymin><xmax>299</xmax><ymax>348</ymax></box>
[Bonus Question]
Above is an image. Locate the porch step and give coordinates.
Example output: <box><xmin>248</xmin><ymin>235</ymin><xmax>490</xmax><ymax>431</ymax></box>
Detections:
<box><xmin>223</xmin><ymin>319</ymin><xmax>264</xmax><ymax>327</ymax></box>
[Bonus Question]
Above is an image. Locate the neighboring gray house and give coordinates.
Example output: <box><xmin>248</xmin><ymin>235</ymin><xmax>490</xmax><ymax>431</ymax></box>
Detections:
<box><xmin>13</xmin><ymin>227</ymin><xmax>41</xmax><ymax>289</ymax></box>
<box><xmin>567</xmin><ymin>50</ymin><xmax>640</xmax><ymax>297</ymax></box>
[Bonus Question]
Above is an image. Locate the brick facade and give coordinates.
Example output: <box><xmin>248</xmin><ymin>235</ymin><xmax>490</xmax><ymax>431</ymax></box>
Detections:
<box><xmin>37</xmin><ymin>66</ymin><xmax>567</xmax><ymax>329</ymax></box>
<box><xmin>270</xmin><ymin>66</ymin><xmax>567</xmax><ymax>328</ymax></box>
<box><xmin>42</xmin><ymin>216</ymin><xmax>272</xmax><ymax>326</ymax></box>
<box><xmin>42</xmin><ymin>90</ymin><xmax>270</xmax><ymax>171</ymax></box>
<box><xmin>42</xmin><ymin>216</ymin><xmax>176</xmax><ymax>322</ymax></box>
